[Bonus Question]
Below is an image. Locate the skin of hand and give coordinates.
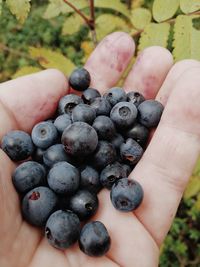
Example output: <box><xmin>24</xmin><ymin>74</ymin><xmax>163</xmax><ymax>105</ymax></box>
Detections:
<box><xmin>0</xmin><ymin>32</ymin><xmax>200</xmax><ymax>267</ymax></box>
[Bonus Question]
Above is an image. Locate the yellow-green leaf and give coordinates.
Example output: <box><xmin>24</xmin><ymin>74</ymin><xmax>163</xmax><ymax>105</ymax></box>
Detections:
<box><xmin>184</xmin><ymin>175</ymin><xmax>200</xmax><ymax>199</ymax></box>
<box><xmin>62</xmin><ymin>13</ymin><xmax>84</xmax><ymax>35</ymax></box>
<box><xmin>131</xmin><ymin>8</ymin><xmax>152</xmax><ymax>30</ymax></box>
<box><xmin>12</xmin><ymin>66</ymin><xmax>42</xmax><ymax>79</ymax></box>
<box><xmin>95</xmin><ymin>14</ymin><xmax>129</xmax><ymax>40</ymax></box>
<box><xmin>173</xmin><ymin>15</ymin><xmax>200</xmax><ymax>61</ymax></box>
<box><xmin>132</xmin><ymin>0</ymin><xmax>144</xmax><ymax>9</ymax></box>
<box><xmin>193</xmin><ymin>157</ymin><xmax>200</xmax><ymax>176</ymax></box>
<box><xmin>29</xmin><ymin>47</ymin><xmax>75</xmax><ymax>75</ymax></box>
<box><xmin>0</xmin><ymin>0</ymin><xmax>2</xmax><ymax>15</ymax></box>
<box><xmin>95</xmin><ymin>0</ymin><xmax>130</xmax><ymax>19</ymax></box>
<box><xmin>153</xmin><ymin>0</ymin><xmax>179</xmax><ymax>22</ymax></box>
<box><xmin>138</xmin><ymin>23</ymin><xmax>170</xmax><ymax>51</ymax></box>
<box><xmin>180</xmin><ymin>0</ymin><xmax>200</xmax><ymax>14</ymax></box>
<box><xmin>195</xmin><ymin>193</ymin><xmax>200</xmax><ymax>210</ymax></box>
<box><xmin>6</xmin><ymin>0</ymin><xmax>31</xmax><ymax>23</ymax></box>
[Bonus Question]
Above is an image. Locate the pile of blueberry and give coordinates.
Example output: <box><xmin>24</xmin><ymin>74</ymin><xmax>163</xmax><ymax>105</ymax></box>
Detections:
<box><xmin>1</xmin><ymin>68</ymin><xmax>163</xmax><ymax>257</ymax></box>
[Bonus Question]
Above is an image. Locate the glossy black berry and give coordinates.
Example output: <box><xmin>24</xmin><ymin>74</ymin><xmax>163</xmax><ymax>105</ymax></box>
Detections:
<box><xmin>82</xmin><ymin>88</ymin><xmax>101</xmax><ymax>104</ymax></box>
<box><xmin>32</xmin><ymin>147</ymin><xmax>46</xmax><ymax>163</ymax></box>
<box><xmin>69</xmin><ymin>190</ymin><xmax>99</xmax><ymax>221</ymax></box>
<box><xmin>79</xmin><ymin>221</ymin><xmax>111</xmax><ymax>257</ymax></box>
<box><xmin>1</xmin><ymin>130</ymin><xmax>34</xmax><ymax>161</ymax></box>
<box><xmin>22</xmin><ymin>186</ymin><xmax>58</xmax><ymax>226</ymax></box>
<box><xmin>127</xmin><ymin>91</ymin><xmax>145</xmax><ymax>107</ymax></box>
<box><xmin>110</xmin><ymin>102</ymin><xmax>137</xmax><ymax>129</ymax></box>
<box><xmin>72</xmin><ymin>104</ymin><xmax>96</xmax><ymax>125</ymax></box>
<box><xmin>104</xmin><ymin>87</ymin><xmax>127</xmax><ymax>106</ymax></box>
<box><xmin>31</xmin><ymin>121</ymin><xmax>58</xmax><ymax>149</ymax></box>
<box><xmin>100</xmin><ymin>162</ymin><xmax>126</xmax><ymax>190</ymax></box>
<box><xmin>54</xmin><ymin>114</ymin><xmax>71</xmax><ymax>134</ymax></box>
<box><xmin>12</xmin><ymin>161</ymin><xmax>46</xmax><ymax>194</ymax></box>
<box><xmin>138</xmin><ymin>100</ymin><xmax>164</xmax><ymax>128</ymax></box>
<box><xmin>90</xmin><ymin>97</ymin><xmax>112</xmax><ymax>116</ymax></box>
<box><xmin>111</xmin><ymin>133</ymin><xmax>124</xmax><ymax>150</ymax></box>
<box><xmin>125</xmin><ymin>123</ymin><xmax>149</xmax><ymax>146</ymax></box>
<box><xmin>58</xmin><ymin>94</ymin><xmax>83</xmax><ymax>115</ymax></box>
<box><xmin>47</xmin><ymin>161</ymin><xmax>80</xmax><ymax>195</ymax></box>
<box><xmin>80</xmin><ymin>166</ymin><xmax>101</xmax><ymax>193</ymax></box>
<box><xmin>61</xmin><ymin>122</ymin><xmax>98</xmax><ymax>157</ymax></box>
<box><xmin>45</xmin><ymin>210</ymin><xmax>80</xmax><ymax>249</ymax></box>
<box><xmin>110</xmin><ymin>178</ymin><xmax>143</xmax><ymax>212</ymax></box>
<box><xmin>92</xmin><ymin>141</ymin><xmax>116</xmax><ymax>170</ymax></box>
<box><xmin>69</xmin><ymin>68</ymin><xmax>91</xmax><ymax>91</ymax></box>
<box><xmin>92</xmin><ymin>115</ymin><xmax>116</xmax><ymax>141</ymax></box>
<box><xmin>120</xmin><ymin>138</ymin><xmax>143</xmax><ymax>165</ymax></box>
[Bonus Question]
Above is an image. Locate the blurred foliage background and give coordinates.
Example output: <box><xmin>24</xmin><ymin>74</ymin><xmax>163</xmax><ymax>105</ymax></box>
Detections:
<box><xmin>0</xmin><ymin>0</ymin><xmax>200</xmax><ymax>266</ymax></box>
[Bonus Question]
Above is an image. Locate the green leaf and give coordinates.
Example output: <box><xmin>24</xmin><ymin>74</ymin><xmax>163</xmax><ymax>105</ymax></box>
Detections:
<box><xmin>62</xmin><ymin>13</ymin><xmax>84</xmax><ymax>35</ymax></box>
<box><xmin>95</xmin><ymin>0</ymin><xmax>130</xmax><ymax>19</ymax></box>
<box><xmin>173</xmin><ymin>15</ymin><xmax>200</xmax><ymax>61</ymax></box>
<box><xmin>184</xmin><ymin>175</ymin><xmax>200</xmax><ymax>199</ymax></box>
<box><xmin>131</xmin><ymin>8</ymin><xmax>152</xmax><ymax>30</ymax></box>
<box><xmin>153</xmin><ymin>0</ymin><xmax>179</xmax><ymax>22</ymax></box>
<box><xmin>95</xmin><ymin>14</ymin><xmax>129</xmax><ymax>40</ymax></box>
<box><xmin>6</xmin><ymin>0</ymin><xmax>31</xmax><ymax>23</ymax></box>
<box><xmin>180</xmin><ymin>0</ymin><xmax>200</xmax><ymax>14</ymax></box>
<box><xmin>0</xmin><ymin>0</ymin><xmax>2</xmax><ymax>15</ymax></box>
<box><xmin>29</xmin><ymin>47</ymin><xmax>75</xmax><ymax>75</ymax></box>
<box><xmin>12</xmin><ymin>66</ymin><xmax>42</xmax><ymax>79</ymax></box>
<box><xmin>138</xmin><ymin>23</ymin><xmax>170</xmax><ymax>51</ymax></box>
<box><xmin>193</xmin><ymin>157</ymin><xmax>200</xmax><ymax>176</ymax></box>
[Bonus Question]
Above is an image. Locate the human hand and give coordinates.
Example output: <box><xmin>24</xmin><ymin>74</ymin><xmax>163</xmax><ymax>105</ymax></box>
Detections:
<box><xmin>1</xmin><ymin>32</ymin><xmax>200</xmax><ymax>267</ymax></box>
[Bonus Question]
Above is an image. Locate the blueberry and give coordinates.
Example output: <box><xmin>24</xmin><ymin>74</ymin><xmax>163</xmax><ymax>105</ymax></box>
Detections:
<box><xmin>121</xmin><ymin>164</ymin><xmax>132</xmax><ymax>177</ymax></box>
<box><xmin>1</xmin><ymin>130</ymin><xmax>34</xmax><ymax>161</ymax></box>
<box><xmin>72</xmin><ymin>104</ymin><xmax>96</xmax><ymax>125</ymax></box>
<box><xmin>31</xmin><ymin>121</ymin><xmax>58</xmax><ymax>149</ymax></box>
<box><xmin>69</xmin><ymin>190</ymin><xmax>99</xmax><ymax>221</ymax></box>
<box><xmin>22</xmin><ymin>186</ymin><xmax>58</xmax><ymax>226</ymax></box>
<box><xmin>69</xmin><ymin>68</ymin><xmax>91</xmax><ymax>91</ymax></box>
<box><xmin>82</xmin><ymin>88</ymin><xmax>101</xmax><ymax>104</ymax></box>
<box><xmin>45</xmin><ymin>210</ymin><xmax>80</xmax><ymax>249</ymax></box>
<box><xmin>120</xmin><ymin>138</ymin><xmax>143</xmax><ymax>165</ymax></box>
<box><xmin>104</xmin><ymin>87</ymin><xmax>127</xmax><ymax>106</ymax></box>
<box><xmin>47</xmin><ymin>161</ymin><xmax>80</xmax><ymax>195</ymax></box>
<box><xmin>100</xmin><ymin>162</ymin><xmax>126</xmax><ymax>190</ymax></box>
<box><xmin>61</xmin><ymin>122</ymin><xmax>98</xmax><ymax>157</ymax></box>
<box><xmin>110</xmin><ymin>133</ymin><xmax>124</xmax><ymax>150</ymax></box>
<box><xmin>125</xmin><ymin>123</ymin><xmax>149</xmax><ymax>146</ymax></box>
<box><xmin>110</xmin><ymin>102</ymin><xmax>137</xmax><ymax>129</ymax></box>
<box><xmin>92</xmin><ymin>115</ymin><xmax>116</xmax><ymax>141</ymax></box>
<box><xmin>43</xmin><ymin>144</ymin><xmax>71</xmax><ymax>168</ymax></box>
<box><xmin>90</xmin><ymin>97</ymin><xmax>112</xmax><ymax>116</ymax></box>
<box><xmin>79</xmin><ymin>221</ymin><xmax>111</xmax><ymax>257</ymax></box>
<box><xmin>12</xmin><ymin>161</ymin><xmax>46</xmax><ymax>194</ymax></box>
<box><xmin>58</xmin><ymin>94</ymin><xmax>83</xmax><ymax>115</ymax></box>
<box><xmin>32</xmin><ymin>147</ymin><xmax>46</xmax><ymax>163</ymax></box>
<box><xmin>80</xmin><ymin>166</ymin><xmax>101</xmax><ymax>193</ymax></box>
<box><xmin>127</xmin><ymin>91</ymin><xmax>145</xmax><ymax>107</ymax></box>
<box><xmin>92</xmin><ymin>141</ymin><xmax>116</xmax><ymax>170</ymax></box>
<box><xmin>110</xmin><ymin>178</ymin><xmax>143</xmax><ymax>212</ymax></box>
<box><xmin>138</xmin><ymin>100</ymin><xmax>164</xmax><ymax>128</ymax></box>
<box><xmin>54</xmin><ymin>114</ymin><xmax>71</xmax><ymax>134</ymax></box>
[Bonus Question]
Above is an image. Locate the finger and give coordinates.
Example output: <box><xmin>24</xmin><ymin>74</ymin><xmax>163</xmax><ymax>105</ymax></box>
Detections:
<box><xmin>123</xmin><ymin>46</ymin><xmax>173</xmax><ymax>98</ymax></box>
<box><xmin>157</xmin><ymin>59</ymin><xmax>200</xmax><ymax>105</ymax></box>
<box><xmin>131</xmin><ymin>67</ymin><xmax>200</xmax><ymax>246</ymax></box>
<box><xmin>85</xmin><ymin>32</ymin><xmax>135</xmax><ymax>94</ymax></box>
<box><xmin>0</xmin><ymin>69</ymin><xmax>68</xmax><ymax>138</ymax></box>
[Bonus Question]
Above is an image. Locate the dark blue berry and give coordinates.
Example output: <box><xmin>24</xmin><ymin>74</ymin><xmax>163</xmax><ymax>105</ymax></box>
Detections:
<box><xmin>120</xmin><ymin>138</ymin><xmax>143</xmax><ymax>165</ymax></box>
<box><xmin>72</xmin><ymin>104</ymin><xmax>96</xmax><ymax>125</ymax></box>
<box><xmin>32</xmin><ymin>147</ymin><xmax>46</xmax><ymax>163</ymax></box>
<box><xmin>22</xmin><ymin>186</ymin><xmax>58</xmax><ymax>226</ymax></box>
<box><xmin>92</xmin><ymin>115</ymin><xmax>116</xmax><ymax>141</ymax></box>
<box><xmin>125</xmin><ymin>123</ymin><xmax>149</xmax><ymax>146</ymax></box>
<box><xmin>69</xmin><ymin>68</ymin><xmax>91</xmax><ymax>91</ymax></box>
<box><xmin>90</xmin><ymin>97</ymin><xmax>112</xmax><ymax>116</ymax></box>
<box><xmin>47</xmin><ymin>161</ymin><xmax>80</xmax><ymax>195</ymax></box>
<box><xmin>31</xmin><ymin>121</ymin><xmax>58</xmax><ymax>149</ymax></box>
<box><xmin>12</xmin><ymin>161</ymin><xmax>46</xmax><ymax>194</ymax></box>
<box><xmin>69</xmin><ymin>190</ymin><xmax>99</xmax><ymax>221</ymax></box>
<box><xmin>104</xmin><ymin>87</ymin><xmax>127</xmax><ymax>106</ymax></box>
<box><xmin>45</xmin><ymin>210</ymin><xmax>80</xmax><ymax>249</ymax></box>
<box><xmin>79</xmin><ymin>221</ymin><xmax>111</xmax><ymax>257</ymax></box>
<box><xmin>110</xmin><ymin>178</ymin><xmax>143</xmax><ymax>212</ymax></box>
<box><xmin>58</xmin><ymin>94</ymin><xmax>83</xmax><ymax>115</ymax></box>
<box><xmin>1</xmin><ymin>130</ymin><xmax>34</xmax><ymax>161</ymax></box>
<box><xmin>110</xmin><ymin>102</ymin><xmax>137</xmax><ymax>129</ymax></box>
<box><xmin>121</xmin><ymin>164</ymin><xmax>132</xmax><ymax>177</ymax></box>
<box><xmin>80</xmin><ymin>166</ymin><xmax>101</xmax><ymax>193</ymax></box>
<box><xmin>127</xmin><ymin>91</ymin><xmax>145</xmax><ymax>107</ymax></box>
<box><xmin>82</xmin><ymin>88</ymin><xmax>101</xmax><ymax>104</ymax></box>
<box><xmin>61</xmin><ymin>122</ymin><xmax>98</xmax><ymax>157</ymax></box>
<box><xmin>111</xmin><ymin>133</ymin><xmax>124</xmax><ymax>150</ymax></box>
<box><xmin>54</xmin><ymin>114</ymin><xmax>71</xmax><ymax>134</ymax></box>
<box><xmin>138</xmin><ymin>100</ymin><xmax>164</xmax><ymax>128</ymax></box>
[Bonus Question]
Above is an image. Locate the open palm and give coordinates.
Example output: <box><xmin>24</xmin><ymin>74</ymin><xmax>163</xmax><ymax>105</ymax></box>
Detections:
<box><xmin>1</xmin><ymin>32</ymin><xmax>200</xmax><ymax>267</ymax></box>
